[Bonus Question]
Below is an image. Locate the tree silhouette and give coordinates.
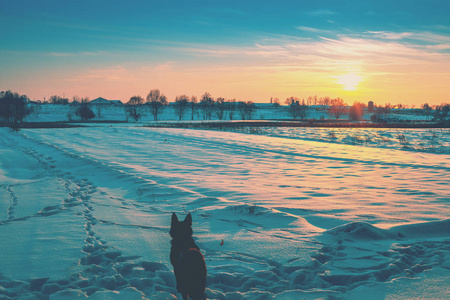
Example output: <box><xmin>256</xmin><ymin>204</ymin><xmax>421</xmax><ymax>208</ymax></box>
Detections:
<box><xmin>125</xmin><ymin>96</ymin><xmax>145</xmax><ymax>121</ymax></box>
<box><xmin>227</xmin><ymin>99</ymin><xmax>236</xmax><ymax>120</ymax></box>
<box><xmin>199</xmin><ymin>92</ymin><xmax>215</xmax><ymax>120</ymax></box>
<box><xmin>329</xmin><ymin>98</ymin><xmax>346</xmax><ymax>119</ymax></box>
<box><xmin>174</xmin><ymin>95</ymin><xmax>189</xmax><ymax>120</ymax></box>
<box><xmin>237</xmin><ymin>101</ymin><xmax>256</xmax><ymax>120</ymax></box>
<box><xmin>214</xmin><ymin>97</ymin><xmax>226</xmax><ymax>120</ymax></box>
<box><xmin>76</xmin><ymin>99</ymin><xmax>95</xmax><ymax>121</ymax></box>
<box><xmin>272</xmin><ymin>97</ymin><xmax>280</xmax><ymax>107</ymax></box>
<box><xmin>422</xmin><ymin>103</ymin><xmax>432</xmax><ymax>120</ymax></box>
<box><xmin>434</xmin><ymin>103</ymin><xmax>449</xmax><ymax>121</ymax></box>
<box><xmin>146</xmin><ymin>89</ymin><xmax>168</xmax><ymax>121</ymax></box>
<box><xmin>0</xmin><ymin>90</ymin><xmax>31</xmax><ymax>123</ymax></box>
<box><xmin>287</xmin><ymin>100</ymin><xmax>308</xmax><ymax>119</ymax></box>
<box><xmin>190</xmin><ymin>96</ymin><xmax>198</xmax><ymax>120</ymax></box>
<box><xmin>49</xmin><ymin>95</ymin><xmax>69</xmax><ymax>105</ymax></box>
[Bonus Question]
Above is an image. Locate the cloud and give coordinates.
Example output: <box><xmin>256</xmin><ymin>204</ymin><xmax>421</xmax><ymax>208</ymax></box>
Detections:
<box><xmin>49</xmin><ymin>51</ymin><xmax>106</xmax><ymax>57</ymax></box>
<box><xmin>188</xmin><ymin>34</ymin><xmax>446</xmax><ymax>62</ymax></box>
<box><xmin>425</xmin><ymin>44</ymin><xmax>450</xmax><ymax>50</ymax></box>
<box><xmin>367</xmin><ymin>31</ymin><xmax>414</xmax><ymax>40</ymax></box>
<box><xmin>167</xmin><ymin>29</ymin><xmax>450</xmax><ymax>85</ymax></box>
<box><xmin>73</xmin><ymin>66</ymin><xmax>131</xmax><ymax>82</ymax></box>
<box><xmin>296</xmin><ymin>26</ymin><xmax>334</xmax><ymax>35</ymax></box>
<box><xmin>365</xmin><ymin>31</ymin><xmax>450</xmax><ymax>48</ymax></box>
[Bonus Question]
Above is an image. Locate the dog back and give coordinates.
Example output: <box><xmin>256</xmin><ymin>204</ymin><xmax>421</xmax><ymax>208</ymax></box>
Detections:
<box><xmin>179</xmin><ymin>247</ymin><xmax>207</xmax><ymax>300</ymax></box>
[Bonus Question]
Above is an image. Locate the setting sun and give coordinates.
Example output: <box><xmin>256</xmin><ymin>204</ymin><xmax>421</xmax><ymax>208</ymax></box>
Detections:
<box><xmin>337</xmin><ymin>73</ymin><xmax>362</xmax><ymax>91</ymax></box>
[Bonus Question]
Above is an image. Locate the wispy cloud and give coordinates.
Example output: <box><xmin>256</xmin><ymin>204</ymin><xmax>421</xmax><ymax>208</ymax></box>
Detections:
<box><xmin>366</xmin><ymin>30</ymin><xmax>450</xmax><ymax>45</ymax></box>
<box><xmin>296</xmin><ymin>26</ymin><xmax>334</xmax><ymax>35</ymax></box>
<box><xmin>73</xmin><ymin>66</ymin><xmax>132</xmax><ymax>82</ymax></box>
<box><xmin>176</xmin><ymin>32</ymin><xmax>450</xmax><ymax>71</ymax></box>
<box><xmin>367</xmin><ymin>31</ymin><xmax>414</xmax><ymax>40</ymax></box>
<box><xmin>49</xmin><ymin>51</ymin><xmax>107</xmax><ymax>57</ymax></box>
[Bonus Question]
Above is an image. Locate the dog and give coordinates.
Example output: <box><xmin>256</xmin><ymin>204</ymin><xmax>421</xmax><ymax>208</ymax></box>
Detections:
<box><xmin>170</xmin><ymin>213</ymin><xmax>207</xmax><ymax>300</ymax></box>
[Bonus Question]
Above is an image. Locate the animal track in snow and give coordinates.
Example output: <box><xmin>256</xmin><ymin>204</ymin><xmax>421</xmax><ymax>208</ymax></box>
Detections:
<box><xmin>5</xmin><ymin>186</ymin><xmax>18</xmax><ymax>220</ymax></box>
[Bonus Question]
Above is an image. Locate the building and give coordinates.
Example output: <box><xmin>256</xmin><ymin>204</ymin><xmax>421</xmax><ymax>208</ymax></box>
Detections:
<box><xmin>109</xmin><ymin>100</ymin><xmax>124</xmax><ymax>106</ymax></box>
<box><xmin>368</xmin><ymin>101</ymin><xmax>374</xmax><ymax>112</ymax></box>
<box><xmin>90</xmin><ymin>97</ymin><xmax>123</xmax><ymax>105</ymax></box>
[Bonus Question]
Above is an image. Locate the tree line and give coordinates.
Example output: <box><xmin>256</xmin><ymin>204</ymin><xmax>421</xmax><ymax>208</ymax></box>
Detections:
<box><xmin>124</xmin><ymin>90</ymin><xmax>257</xmax><ymax>122</ymax></box>
<box><xmin>1</xmin><ymin>88</ymin><xmax>449</xmax><ymax>124</ymax></box>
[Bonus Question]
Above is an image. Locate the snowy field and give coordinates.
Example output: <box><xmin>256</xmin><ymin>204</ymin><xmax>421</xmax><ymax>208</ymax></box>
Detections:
<box><xmin>207</xmin><ymin>127</ymin><xmax>450</xmax><ymax>154</ymax></box>
<box><xmin>0</xmin><ymin>125</ymin><xmax>449</xmax><ymax>299</ymax></box>
<box><xmin>25</xmin><ymin>104</ymin><xmax>429</xmax><ymax>123</ymax></box>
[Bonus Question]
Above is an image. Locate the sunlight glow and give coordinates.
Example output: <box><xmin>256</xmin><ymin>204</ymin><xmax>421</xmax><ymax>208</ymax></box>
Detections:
<box><xmin>337</xmin><ymin>73</ymin><xmax>362</xmax><ymax>91</ymax></box>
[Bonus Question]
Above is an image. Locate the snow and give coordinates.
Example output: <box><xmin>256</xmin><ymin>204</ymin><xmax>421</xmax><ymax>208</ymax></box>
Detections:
<box><xmin>26</xmin><ymin>103</ymin><xmax>430</xmax><ymax>123</ymax></box>
<box><xmin>0</xmin><ymin>125</ymin><xmax>449</xmax><ymax>299</ymax></box>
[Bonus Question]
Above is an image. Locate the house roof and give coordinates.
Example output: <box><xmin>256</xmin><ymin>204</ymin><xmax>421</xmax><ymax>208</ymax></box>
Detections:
<box><xmin>90</xmin><ymin>97</ymin><xmax>123</xmax><ymax>105</ymax></box>
<box><xmin>109</xmin><ymin>100</ymin><xmax>123</xmax><ymax>105</ymax></box>
<box><xmin>90</xmin><ymin>97</ymin><xmax>111</xmax><ymax>104</ymax></box>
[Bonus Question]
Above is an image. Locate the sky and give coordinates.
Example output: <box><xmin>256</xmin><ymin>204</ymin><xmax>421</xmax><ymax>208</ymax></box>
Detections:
<box><xmin>1</xmin><ymin>0</ymin><xmax>449</xmax><ymax>106</ymax></box>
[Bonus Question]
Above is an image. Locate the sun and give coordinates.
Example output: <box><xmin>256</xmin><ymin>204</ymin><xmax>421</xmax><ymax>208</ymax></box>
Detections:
<box><xmin>337</xmin><ymin>73</ymin><xmax>362</xmax><ymax>91</ymax></box>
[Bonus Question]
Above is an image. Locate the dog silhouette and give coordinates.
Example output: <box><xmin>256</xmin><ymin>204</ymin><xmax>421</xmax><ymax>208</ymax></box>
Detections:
<box><xmin>170</xmin><ymin>213</ymin><xmax>207</xmax><ymax>300</ymax></box>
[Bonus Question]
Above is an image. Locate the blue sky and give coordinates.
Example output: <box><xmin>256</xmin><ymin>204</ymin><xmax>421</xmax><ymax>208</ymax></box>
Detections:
<box><xmin>1</xmin><ymin>0</ymin><xmax>449</xmax><ymax>105</ymax></box>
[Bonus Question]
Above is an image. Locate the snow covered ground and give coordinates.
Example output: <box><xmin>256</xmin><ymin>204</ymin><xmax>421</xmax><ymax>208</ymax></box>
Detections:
<box><xmin>25</xmin><ymin>104</ymin><xmax>429</xmax><ymax>123</ymax></box>
<box><xmin>0</xmin><ymin>125</ymin><xmax>449</xmax><ymax>299</ymax></box>
<box><xmin>207</xmin><ymin>127</ymin><xmax>450</xmax><ymax>154</ymax></box>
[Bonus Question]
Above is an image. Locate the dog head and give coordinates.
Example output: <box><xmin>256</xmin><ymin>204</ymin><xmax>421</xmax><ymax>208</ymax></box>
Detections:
<box><xmin>170</xmin><ymin>213</ymin><xmax>193</xmax><ymax>241</ymax></box>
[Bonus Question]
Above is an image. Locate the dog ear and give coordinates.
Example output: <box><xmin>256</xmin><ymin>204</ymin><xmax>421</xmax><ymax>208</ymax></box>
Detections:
<box><xmin>184</xmin><ymin>213</ymin><xmax>192</xmax><ymax>226</ymax></box>
<box><xmin>172</xmin><ymin>213</ymin><xmax>179</xmax><ymax>224</ymax></box>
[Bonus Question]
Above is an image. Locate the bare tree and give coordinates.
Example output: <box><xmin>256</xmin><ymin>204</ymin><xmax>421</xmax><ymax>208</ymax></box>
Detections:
<box><xmin>49</xmin><ymin>95</ymin><xmax>69</xmax><ymax>105</ymax></box>
<box><xmin>329</xmin><ymin>98</ymin><xmax>346</xmax><ymax>119</ymax></box>
<box><xmin>190</xmin><ymin>96</ymin><xmax>198</xmax><ymax>120</ymax></box>
<box><xmin>237</xmin><ymin>101</ymin><xmax>256</xmax><ymax>120</ymax></box>
<box><xmin>227</xmin><ymin>99</ymin><xmax>236</xmax><ymax>120</ymax></box>
<box><xmin>288</xmin><ymin>101</ymin><xmax>308</xmax><ymax>119</ymax></box>
<box><xmin>146</xmin><ymin>89</ymin><xmax>168</xmax><ymax>121</ymax></box>
<box><xmin>319</xmin><ymin>96</ymin><xmax>330</xmax><ymax>106</ymax></box>
<box><xmin>174</xmin><ymin>95</ymin><xmax>189</xmax><ymax>120</ymax></box>
<box><xmin>272</xmin><ymin>97</ymin><xmax>280</xmax><ymax>107</ymax></box>
<box><xmin>125</xmin><ymin>95</ymin><xmax>145</xmax><ymax>121</ymax></box>
<box><xmin>285</xmin><ymin>96</ymin><xmax>299</xmax><ymax>106</ymax></box>
<box><xmin>199</xmin><ymin>92</ymin><xmax>215</xmax><ymax>120</ymax></box>
<box><xmin>214</xmin><ymin>97</ymin><xmax>226</xmax><ymax>120</ymax></box>
<box><xmin>72</xmin><ymin>96</ymin><xmax>81</xmax><ymax>105</ymax></box>
<box><xmin>422</xmin><ymin>103</ymin><xmax>432</xmax><ymax>120</ymax></box>
<box><xmin>434</xmin><ymin>103</ymin><xmax>449</xmax><ymax>121</ymax></box>
<box><xmin>246</xmin><ymin>101</ymin><xmax>256</xmax><ymax>120</ymax></box>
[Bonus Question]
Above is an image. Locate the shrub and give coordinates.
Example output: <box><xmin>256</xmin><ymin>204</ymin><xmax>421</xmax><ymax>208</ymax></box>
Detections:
<box><xmin>76</xmin><ymin>102</ymin><xmax>95</xmax><ymax>121</ymax></box>
<box><xmin>349</xmin><ymin>102</ymin><xmax>365</xmax><ymax>121</ymax></box>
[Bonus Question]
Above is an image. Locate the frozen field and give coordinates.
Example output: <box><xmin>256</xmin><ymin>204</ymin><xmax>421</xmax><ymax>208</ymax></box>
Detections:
<box><xmin>0</xmin><ymin>126</ymin><xmax>449</xmax><ymax>299</ymax></box>
<box><xmin>218</xmin><ymin>127</ymin><xmax>450</xmax><ymax>154</ymax></box>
